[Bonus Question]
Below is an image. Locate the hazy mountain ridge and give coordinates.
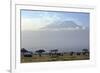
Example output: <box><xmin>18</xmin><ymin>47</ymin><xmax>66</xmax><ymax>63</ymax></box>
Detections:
<box><xmin>41</xmin><ymin>21</ymin><xmax>88</xmax><ymax>30</ymax></box>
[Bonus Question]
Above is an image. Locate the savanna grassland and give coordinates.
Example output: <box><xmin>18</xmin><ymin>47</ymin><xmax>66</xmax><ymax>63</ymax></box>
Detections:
<box><xmin>21</xmin><ymin>53</ymin><xmax>89</xmax><ymax>63</ymax></box>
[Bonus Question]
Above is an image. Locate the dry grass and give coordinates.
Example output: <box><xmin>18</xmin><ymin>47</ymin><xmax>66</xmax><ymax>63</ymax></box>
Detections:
<box><xmin>21</xmin><ymin>54</ymin><xmax>89</xmax><ymax>63</ymax></box>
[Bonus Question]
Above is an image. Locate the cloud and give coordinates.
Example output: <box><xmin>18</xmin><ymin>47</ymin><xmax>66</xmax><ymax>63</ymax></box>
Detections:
<box><xmin>21</xmin><ymin>17</ymin><xmax>50</xmax><ymax>31</ymax></box>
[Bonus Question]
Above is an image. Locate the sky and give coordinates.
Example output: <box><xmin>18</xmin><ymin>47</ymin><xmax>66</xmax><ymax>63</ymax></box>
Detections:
<box><xmin>21</xmin><ymin>10</ymin><xmax>89</xmax><ymax>31</ymax></box>
<box><xmin>21</xmin><ymin>10</ymin><xmax>90</xmax><ymax>52</ymax></box>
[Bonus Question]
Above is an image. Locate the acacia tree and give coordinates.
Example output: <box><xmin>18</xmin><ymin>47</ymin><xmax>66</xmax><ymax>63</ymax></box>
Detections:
<box><xmin>21</xmin><ymin>48</ymin><xmax>28</xmax><ymax>52</ymax></box>
<box><xmin>82</xmin><ymin>49</ymin><xmax>89</xmax><ymax>56</ymax></box>
<box><xmin>35</xmin><ymin>49</ymin><xmax>45</xmax><ymax>57</ymax></box>
<box><xmin>21</xmin><ymin>48</ymin><xmax>28</xmax><ymax>55</ymax></box>
<box><xmin>52</xmin><ymin>49</ymin><xmax>58</xmax><ymax>54</ymax></box>
<box><xmin>49</xmin><ymin>49</ymin><xmax>59</xmax><ymax>57</ymax></box>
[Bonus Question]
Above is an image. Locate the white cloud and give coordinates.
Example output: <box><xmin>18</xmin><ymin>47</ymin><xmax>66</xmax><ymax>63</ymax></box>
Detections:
<box><xmin>21</xmin><ymin>17</ymin><xmax>50</xmax><ymax>31</ymax></box>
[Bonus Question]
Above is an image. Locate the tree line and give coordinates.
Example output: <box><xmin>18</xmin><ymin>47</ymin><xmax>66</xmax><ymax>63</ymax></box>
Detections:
<box><xmin>21</xmin><ymin>48</ymin><xmax>89</xmax><ymax>57</ymax></box>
